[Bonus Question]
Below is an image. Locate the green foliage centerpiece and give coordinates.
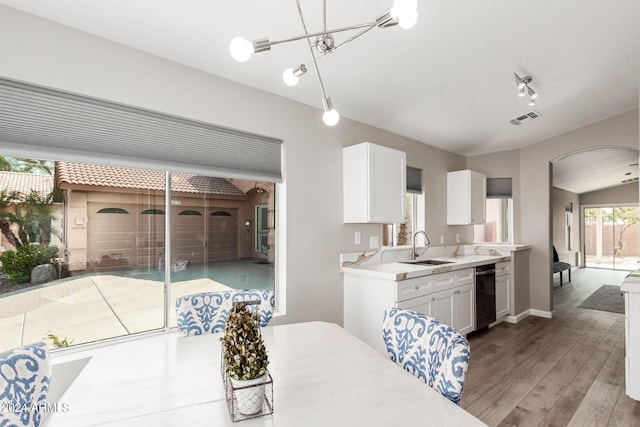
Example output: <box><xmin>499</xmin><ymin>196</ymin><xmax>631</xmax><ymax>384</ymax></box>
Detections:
<box><xmin>220</xmin><ymin>303</ymin><xmax>272</xmax><ymax>418</ymax></box>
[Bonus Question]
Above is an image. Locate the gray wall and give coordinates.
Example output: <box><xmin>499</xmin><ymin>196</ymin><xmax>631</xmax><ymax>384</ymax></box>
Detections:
<box><xmin>467</xmin><ymin>149</ymin><xmax>521</xmax><ymax>243</ymax></box>
<box><xmin>520</xmin><ymin>110</ymin><xmax>639</xmax><ymax>313</ymax></box>
<box><xmin>551</xmin><ymin>187</ymin><xmax>580</xmax><ymax>266</ymax></box>
<box><xmin>580</xmin><ymin>182</ymin><xmax>639</xmax><ymax>206</ymax></box>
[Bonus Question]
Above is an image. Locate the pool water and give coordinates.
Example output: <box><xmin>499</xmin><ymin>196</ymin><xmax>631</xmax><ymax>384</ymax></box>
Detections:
<box><xmin>93</xmin><ymin>260</ymin><xmax>275</xmax><ymax>292</ymax></box>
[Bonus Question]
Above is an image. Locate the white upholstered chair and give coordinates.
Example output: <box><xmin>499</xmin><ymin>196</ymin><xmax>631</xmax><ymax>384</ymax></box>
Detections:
<box><xmin>175</xmin><ymin>289</ymin><xmax>275</xmax><ymax>336</ymax></box>
<box><xmin>382</xmin><ymin>307</ymin><xmax>470</xmax><ymax>405</ymax></box>
<box><xmin>0</xmin><ymin>342</ymin><xmax>51</xmax><ymax>427</ymax></box>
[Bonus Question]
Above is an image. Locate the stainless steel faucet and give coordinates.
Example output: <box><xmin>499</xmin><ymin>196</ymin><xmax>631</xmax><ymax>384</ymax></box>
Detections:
<box><xmin>412</xmin><ymin>230</ymin><xmax>431</xmax><ymax>260</ymax></box>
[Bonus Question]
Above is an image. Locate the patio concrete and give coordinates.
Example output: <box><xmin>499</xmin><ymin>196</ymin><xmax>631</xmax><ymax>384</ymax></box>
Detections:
<box><xmin>0</xmin><ymin>275</ymin><xmax>231</xmax><ymax>353</ymax></box>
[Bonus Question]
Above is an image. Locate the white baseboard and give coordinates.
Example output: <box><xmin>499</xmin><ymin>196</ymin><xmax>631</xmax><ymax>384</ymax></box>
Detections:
<box><xmin>503</xmin><ymin>308</ymin><xmax>553</xmax><ymax>323</ymax></box>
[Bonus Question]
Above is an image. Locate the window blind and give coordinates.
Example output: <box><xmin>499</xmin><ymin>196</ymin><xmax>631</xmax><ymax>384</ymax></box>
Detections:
<box><xmin>407</xmin><ymin>166</ymin><xmax>422</xmax><ymax>194</ymax></box>
<box><xmin>0</xmin><ymin>77</ymin><xmax>283</xmax><ymax>182</ymax></box>
<box><xmin>486</xmin><ymin>177</ymin><xmax>512</xmax><ymax>198</ymax></box>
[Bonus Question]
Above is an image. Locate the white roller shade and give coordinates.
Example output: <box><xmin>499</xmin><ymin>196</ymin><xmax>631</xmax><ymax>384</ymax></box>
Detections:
<box><xmin>0</xmin><ymin>77</ymin><xmax>282</xmax><ymax>182</ymax></box>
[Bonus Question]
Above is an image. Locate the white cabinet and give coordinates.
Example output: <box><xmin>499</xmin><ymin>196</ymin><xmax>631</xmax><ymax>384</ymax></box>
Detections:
<box><xmin>344</xmin><ymin>267</ymin><xmax>475</xmax><ymax>355</ymax></box>
<box><xmin>343</xmin><ymin>142</ymin><xmax>406</xmax><ymax>223</ymax></box>
<box><xmin>622</xmin><ymin>273</ymin><xmax>640</xmax><ymax>401</ymax></box>
<box><xmin>447</xmin><ymin>170</ymin><xmax>486</xmax><ymax>225</ymax></box>
<box><xmin>495</xmin><ymin>260</ymin><xmax>511</xmax><ymax>319</ymax></box>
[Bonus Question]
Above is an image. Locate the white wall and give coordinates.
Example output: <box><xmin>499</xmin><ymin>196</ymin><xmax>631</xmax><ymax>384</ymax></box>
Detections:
<box><xmin>0</xmin><ymin>5</ymin><xmax>466</xmax><ymax>326</ymax></box>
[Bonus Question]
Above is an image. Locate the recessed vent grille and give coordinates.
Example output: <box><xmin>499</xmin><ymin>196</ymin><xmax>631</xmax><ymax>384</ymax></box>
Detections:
<box><xmin>621</xmin><ymin>177</ymin><xmax>639</xmax><ymax>184</ymax></box>
<box><xmin>510</xmin><ymin>110</ymin><xmax>542</xmax><ymax>126</ymax></box>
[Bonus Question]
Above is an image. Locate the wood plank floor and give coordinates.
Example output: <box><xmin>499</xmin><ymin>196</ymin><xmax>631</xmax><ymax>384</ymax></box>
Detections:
<box><xmin>461</xmin><ymin>268</ymin><xmax>640</xmax><ymax>427</ymax></box>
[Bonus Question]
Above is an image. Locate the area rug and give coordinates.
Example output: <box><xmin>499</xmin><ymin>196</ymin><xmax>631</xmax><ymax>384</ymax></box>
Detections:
<box><xmin>577</xmin><ymin>284</ymin><xmax>625</xmax><ymax>314</ymax></box>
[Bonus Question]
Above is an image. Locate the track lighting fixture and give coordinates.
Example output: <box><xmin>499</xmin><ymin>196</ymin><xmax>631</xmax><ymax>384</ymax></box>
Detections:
<box><xmin>514</xmin><ymin>73</ymin><xmax>538</xmax><ymax>106</ymax></box>
<box><xmin>230</xmin><ymin>0</ymin><xmax>419</xmax><ymax>126</ymax></box>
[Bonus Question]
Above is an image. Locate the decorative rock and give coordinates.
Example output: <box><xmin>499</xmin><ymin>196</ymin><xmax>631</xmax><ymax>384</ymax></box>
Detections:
<box><xmin>31</xmin><ymin>263</ymin><xmax>58</xmax><ymax>286</ymax></box>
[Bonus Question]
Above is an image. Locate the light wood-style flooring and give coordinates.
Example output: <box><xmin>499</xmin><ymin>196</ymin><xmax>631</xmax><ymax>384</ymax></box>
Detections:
<box><xmin>461</xmin><ymin>268</ymin><xmax>640</xmax><ymax>427</ymax></box>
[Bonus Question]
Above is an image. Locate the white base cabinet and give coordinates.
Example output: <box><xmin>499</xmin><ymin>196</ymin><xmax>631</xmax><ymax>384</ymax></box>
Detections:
<box><xmin>495</xmin><ymin>261</ymin><xmax>511</xmax><ymax>319</ymax></box>
<box><xmin>622</xmin><ymin>274</ymin><xmax>640</xmax><ymax>401</ymax></box>
<box><xmin>344</xmin><ymin>268</ymin><xmax>475</xmax><ymax>355</ymax></box>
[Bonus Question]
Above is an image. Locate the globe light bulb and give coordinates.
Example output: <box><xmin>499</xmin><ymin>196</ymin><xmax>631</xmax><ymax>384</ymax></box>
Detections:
<box><xmin>323</xmin><ymin>109</ymin><xmax>340</xmax><ymax>126</ymax></box>
<box><xmin>282</xmin><ymin>68</ymin><xmax>300</xmax><ymax>86</ymax></box>
<box><xmin>229</xmin><ymin>37</ymin><xmax>253</xmax><ymax>62</ymax></box>
<box><xmin>398</xmin><ymin>10</ymin><xmax>418</xmax><ymax>29</ymax></box>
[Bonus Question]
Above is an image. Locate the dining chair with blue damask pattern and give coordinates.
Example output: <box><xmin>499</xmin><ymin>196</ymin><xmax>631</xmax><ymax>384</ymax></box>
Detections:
<box><xmin>175</xmin><ymin>289</ymin><xmax>275</xmax><ymax>336</ymax></box>
<box><xmin>0</xmin><ymin>342</ymin><xmax>52</xmax><ymax>427</ymax></box>
<box><xmin>382</xmin><ymin>307</ymin><xmax>470</xmax><ymax>405</ymax></box>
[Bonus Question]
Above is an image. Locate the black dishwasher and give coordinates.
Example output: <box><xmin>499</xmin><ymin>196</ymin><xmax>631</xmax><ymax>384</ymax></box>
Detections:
<box><xmin>475</xmin><ymin>264</ymin><xmax>496</xmax><ymax>331</ymax></box>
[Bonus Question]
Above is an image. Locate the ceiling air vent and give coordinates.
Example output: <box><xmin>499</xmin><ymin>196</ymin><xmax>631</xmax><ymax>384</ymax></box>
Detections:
<box><xmin>621</xmin><ymin>177</ymin><xmax>639</xmax><ymax>184</ymax></box>
<box><xmin>510</xmin><ymin>110</ymin><xmax>542</xmax><ymax>126</ymax></box>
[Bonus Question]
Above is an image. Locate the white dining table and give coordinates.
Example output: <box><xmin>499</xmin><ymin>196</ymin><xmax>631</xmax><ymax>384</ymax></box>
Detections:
<box><xmin>46</xmin><ymin>321</ymin><xmax>486</xmax><ymax>426</ymax></box>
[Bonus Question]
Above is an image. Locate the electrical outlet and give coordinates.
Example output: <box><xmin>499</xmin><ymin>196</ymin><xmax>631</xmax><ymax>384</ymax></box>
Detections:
<box><xmin>369</xmin><ymin>236</ymin><xmax>379</xmax><ymax>249</ymax></box>
<box><xmin>440</xmin><ymin>235</ymin><xmax>444</xmax><ymax>244</ymax></box>
<box><xmin>355</xmin><ymin>232</ymin><xmax>361</xmax><ymax>245</ymax></box>
<box><xmin>456</xmin><ymin>233</ymin><xmax>460</xmax><ymax>243</ymax></box>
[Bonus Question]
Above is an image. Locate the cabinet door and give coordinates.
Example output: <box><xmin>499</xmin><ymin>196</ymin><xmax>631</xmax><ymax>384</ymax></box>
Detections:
<box><xmin>496</xmin><ymin>274</ymin><xmax>510</xmax><ymax>319</ymax></box>
<box><xmin>431</xmin><ymin>289</ymin><xmax>454</xmax><ymax>328</ymax></box>
<box><xmin>397</xmin><ymin>294</ymin><xmax>433</xmax><ymax>317</ymax></box>
<box><xmin>369</xmin><ymin>144</ymin><xmax>406</xmax><ymax>223</ymax></box>
<box><xmin>453</xmin><ymin>284</ymin><xmax>474</xmax><ymax>335</ymax></box>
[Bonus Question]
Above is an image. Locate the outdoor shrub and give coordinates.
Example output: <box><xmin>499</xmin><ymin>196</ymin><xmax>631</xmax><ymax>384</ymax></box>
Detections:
<box><xmin>0</xmin><ymin>244</ymin><xmax>59</xmax><ymax>283</ymax></box>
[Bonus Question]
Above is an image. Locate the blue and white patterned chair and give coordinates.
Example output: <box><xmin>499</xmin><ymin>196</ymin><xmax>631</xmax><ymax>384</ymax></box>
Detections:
<box><xmin>176</xmin><ymin>289</ymin><xmax>275</xmax><ymax>336</ymax></box>
<box><xmin>0</xmin><ymin>342</ymin><xmax>51</xmax><ymax>427</ymax></box>
<box><xmin>382</xmin><ymin>308</ymin><xmax>470</xmax><ymax>405</ymax></box>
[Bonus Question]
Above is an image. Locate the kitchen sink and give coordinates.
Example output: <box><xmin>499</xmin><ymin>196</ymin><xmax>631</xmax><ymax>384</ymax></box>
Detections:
<box><xmin>399</xmin><ymin>259</ymin><xmax>454</xmax><ymax>266</ymax></box>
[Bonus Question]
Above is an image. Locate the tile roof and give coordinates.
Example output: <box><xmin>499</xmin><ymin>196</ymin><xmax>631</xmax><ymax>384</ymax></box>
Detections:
<box><xmin>55</xmin><ymin>162</ymin><xmax>247</xmax><ymax>197</ymax></box>
<box><xmin>0</xmin><ymin>171</ymin><xmax>53</xmax><ymax>197</ymax></box>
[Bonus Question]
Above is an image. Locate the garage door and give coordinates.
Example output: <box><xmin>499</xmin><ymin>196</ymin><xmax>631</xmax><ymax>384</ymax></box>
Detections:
<box><xmin>208</xmin><ymin>209</ymin><xmax>238</xmax><ymax>262</ymax></box>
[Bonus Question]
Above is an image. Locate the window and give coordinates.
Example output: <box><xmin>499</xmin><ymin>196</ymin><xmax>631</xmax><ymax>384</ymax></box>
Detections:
<box><xmin>0</xmin><ymin>155</ymin><xmax>276</xmax><ymax>352</ymax></box>
<box><xmin>473</xmin><ymin>178</ymin><xmax>513</xmax><ymax>243</ymax></box>
<box><xmin>383</xmin><ymin>166</ymin><xmax>424</xmax><ymax>246</ymax></box>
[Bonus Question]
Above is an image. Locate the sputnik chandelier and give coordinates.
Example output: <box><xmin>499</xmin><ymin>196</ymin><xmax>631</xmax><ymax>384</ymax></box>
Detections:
<box><xmin>229</xmin><ymin>0</ymin><xmax>419</xmax><ymax>126</ymax></box>
<box><xmin>514</xmin><ymin>73</ymin><xmax>538</xmax><ymax>106</ymax></box>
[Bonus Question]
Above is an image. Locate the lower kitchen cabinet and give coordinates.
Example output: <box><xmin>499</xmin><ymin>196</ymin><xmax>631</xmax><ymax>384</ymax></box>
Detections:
<box><xmin>344</xmin><ymin>268</ymin><xmax>475</xmax><ymax>355</ymax></box>
<box><xmin>495</xmin><ymin>261</ymin><xmax>511</xmax><ymax>319</ymax></box>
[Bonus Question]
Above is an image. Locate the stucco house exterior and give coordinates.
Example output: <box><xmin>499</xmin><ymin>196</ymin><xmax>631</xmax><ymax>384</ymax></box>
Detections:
<box><xmin>0</xmin><ymin>163</ymin><xmax>274</xmax><ymax>274</ymax></box>
<box><xmin>54</xmin><ymin>161</ymin><xmax>274</xmax><ymax>272</ymax></box>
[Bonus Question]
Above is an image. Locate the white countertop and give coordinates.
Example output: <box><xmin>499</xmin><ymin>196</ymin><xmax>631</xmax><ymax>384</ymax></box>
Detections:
<box><xmin>342</xmin><ymin>254</ymin><xmax>511</xmax><ymax>281</ymax></box>
<box><xmin>622</xmin><ymin>270</ymin><xmax>640</xmax><ymax>292</ymax></box>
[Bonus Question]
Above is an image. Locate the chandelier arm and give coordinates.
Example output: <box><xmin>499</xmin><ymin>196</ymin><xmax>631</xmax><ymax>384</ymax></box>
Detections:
<box><xmin>296</xmin><ymin>0</ymin><xmax>329</xmax><ymax>100</ymax></box>
<box><xmin>268</xmin><ymin>22</ymin><xmax>375</xmax><ymax>48</ymax></box>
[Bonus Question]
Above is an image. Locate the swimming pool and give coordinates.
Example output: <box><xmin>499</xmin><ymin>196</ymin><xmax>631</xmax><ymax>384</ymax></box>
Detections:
<box><xmin>89</xmin><ymin>260</ymin><xmax>275</xmax><ymax>292</ymax></box>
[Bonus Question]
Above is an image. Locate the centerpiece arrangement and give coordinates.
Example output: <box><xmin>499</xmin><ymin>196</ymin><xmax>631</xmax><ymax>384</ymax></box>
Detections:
<box><xmin>220</xmin><ymin>302</ymin><xmax>273</xmax><ymax>421</ymax></box>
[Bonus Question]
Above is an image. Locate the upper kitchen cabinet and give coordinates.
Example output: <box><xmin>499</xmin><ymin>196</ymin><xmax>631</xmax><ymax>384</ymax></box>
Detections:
<box><xmin>447</xmin><ymin>169</ymin><xmax>486</xmax><ymax>225</ymax></box>
<box><xmin>343</xmin><ymin>142</ymin><xmax>406</xmax><ymax>223</ymax></box>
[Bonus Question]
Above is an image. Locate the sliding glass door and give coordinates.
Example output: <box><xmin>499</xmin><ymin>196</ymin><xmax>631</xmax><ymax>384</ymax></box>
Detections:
<box><xmin>583</xmin><ymin>205</ymin><xmax>640</xmax><ymax>270</ymax></box>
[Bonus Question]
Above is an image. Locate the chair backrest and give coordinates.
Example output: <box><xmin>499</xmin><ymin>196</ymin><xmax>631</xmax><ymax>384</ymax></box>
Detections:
<box><xmin>382</xmin><ymin>307</ymin><xmax>470</xmax><ymax>405</ymax></box>
<box><xmin>176</xmin><ymin>289</ymin><xmax>275</xmax><ymax>336</ymax></box>
<box><xmin>553</xmin><ymin>245</ymin><xmax>560</xmax><ymax>263</ymax></box>
<box><xmin>0</xmin><ymin>342</ymin><xmax>51</xmax><ymax>427</ymax></box>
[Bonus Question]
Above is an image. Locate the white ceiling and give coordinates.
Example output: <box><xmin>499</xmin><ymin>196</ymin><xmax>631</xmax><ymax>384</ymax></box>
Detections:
<box><xmin>553</xmin><ymin>147</ymin><xmax>639</xmax><ymax>194</ymax></box>
<box><xmin>1</xmin><ymin>0</ymin><xmax>640</xmax><ymax>192</ymax></box>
